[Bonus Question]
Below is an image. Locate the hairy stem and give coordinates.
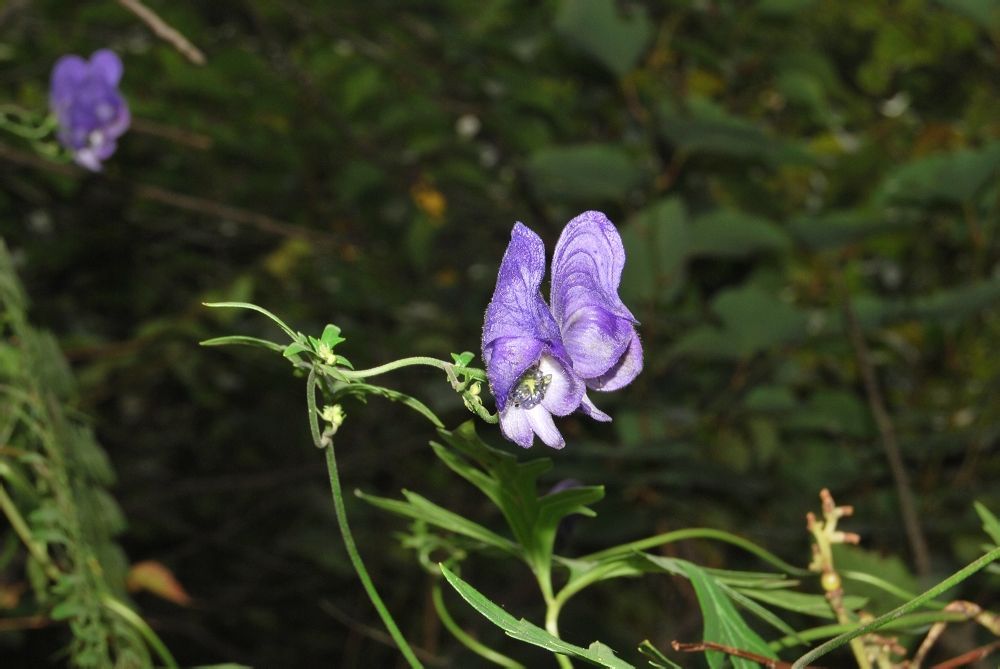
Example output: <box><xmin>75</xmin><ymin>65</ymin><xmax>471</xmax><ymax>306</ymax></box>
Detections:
<box><xmin>339</xmin><ymin>356</ymin><xmax>487</xmax><ymax>383</ymax></box>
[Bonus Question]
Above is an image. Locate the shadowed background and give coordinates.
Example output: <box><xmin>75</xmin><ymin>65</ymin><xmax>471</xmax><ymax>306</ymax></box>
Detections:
<box><xmin>1</xmin><ymin>0</ymin><xmax>998</xmax><ymax>666</ymax></box>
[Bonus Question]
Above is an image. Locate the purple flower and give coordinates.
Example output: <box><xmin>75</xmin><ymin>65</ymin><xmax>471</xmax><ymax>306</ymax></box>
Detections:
<box><xmin>551</xmin><ymin>211</ymin><xmax>643</xmax><ymax>421</ymax></box>
<box><xmin>49</xmin><ymin>50</ymin><xmax>130</xmax><ymax>171</ymax></box>
<box><xmin>482</xmin><ymin>224</ymin><xmax>584</xmax><ymax>449</ymax></box>
<box><xmin>482</xmin><ymin>212</ymin><xmax>642</xmax><ymax>449</ymax></box>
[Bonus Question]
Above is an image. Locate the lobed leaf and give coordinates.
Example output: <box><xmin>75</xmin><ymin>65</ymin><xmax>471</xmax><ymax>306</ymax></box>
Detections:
<box><xmin>440</xmin><ymin>565</ymin><xmax>635</xmax><ymax>668</ymax></box>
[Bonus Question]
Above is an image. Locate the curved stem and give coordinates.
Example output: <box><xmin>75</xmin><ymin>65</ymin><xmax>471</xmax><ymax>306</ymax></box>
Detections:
<box><xmin>432</xmin><ymin>583</ymin><xmax>525</xmax><ymax>669</ymax></box>
<box><xmin>102</xmin><ymin>596</ymin><xmax>178</xmax><ymax>669</ymax></box>
<box><xmin>339</xmin><ymin>356</ymin><xmax>487</xmax><ymax>383</ymax></box>
<box><xmin>792</xmin><ymin>547</ymin><xmax>1000</xmax><ymax>669</ymax></box>
<box><xmin>580</xmin><ymin>527</ymin><xmax>809</xmax><ymax>575</ymax></box>
<box><xmin>0</xmin><ymin>481</ymin><xmax>60</xmax><ymax>581</ymax></box>
<box><xmin>534</xmin><ymin>567</ymin><xmax>572</xmax><ymax>669</ymax></box>
<box><xmin>544</xmin><ymin>600</ymin><xmax>572</xmax><ymax>669</ymax></box>
<box><xmin>324</xmin><ymin>444</ymin><xmax>424</xmax><ymax>668</ymax></box>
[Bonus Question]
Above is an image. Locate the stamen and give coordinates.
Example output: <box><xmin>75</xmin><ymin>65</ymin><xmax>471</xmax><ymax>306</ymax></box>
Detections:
<box><xmin>510</xmin><ymin>365</ymin><xmax>552</xmax><ymax>410</ymax></box>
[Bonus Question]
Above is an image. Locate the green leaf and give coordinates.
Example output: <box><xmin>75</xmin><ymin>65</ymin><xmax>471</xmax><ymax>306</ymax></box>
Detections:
<box><xmin>743</xmin><ymin>386</ymin><xmax>797</xmax><ymax>412</ymax></box>
<box><xmin>433</xmin><ymin>423</ymin><xmax>602</xmax><ymax>574</ymax></box>
<box><xmin>620</xmin><ymin>198</ymin><xmax>688</xmax><ymax>305</ymax></box>
<box><xmin>755</xmin><ymin>0</ymin><xmax>820</xmax><ymax>16</ymax></box>
<box><xmin>525</xmin><ymin>144</ymin><xmax>649</xmax><ymax>202</ymax></box>
<box><xmin>555</xmin><ymin>0</ymin><xmax>653</xmax><ymax>76</ymax></box>
<box><xmin>659</xmin><ymin>97</ymin><xmax>811</xmax><ymax>166</ymax></box>
<box><xmin>647</xmin><ymin>557</ymin><xmax>778</xmax><ymax>669</ymax></box>
<box><xmin>935</xmin><ymin>0</ymin><xmax>1000</xmax><ymax>32</ymax></box>
<box><xmin>719</xmin><ymin>585</ymin><xmax>802</xmax><ymax>644</ymax></box>
<box><xmin>738</xmin><ymin>587</ymin><xmax>866</xmax><ymax>619</ymax></box>
<box><xmin>203</xmin><ymin>301</ymin><xmax>299</xmax><ymax>340</ymax></box>
<box><xmin>831</xmin><ymin>545</ymin><xmax>920</xmax><ymax>614</ymax></box>
<box><xmin>357</xmin><ymin>489</ymin><xmax>520</xmax><ymax>557</ymax></box>
<box><xmin>877</xmin><ymin>142</ymin><xmax>1000</xmax><ymax>205</ymax></box>
<box><xmin>812</xmin><ymin>278</ymin><xmax>1000</xmax><ymax>335</ymax></box>
<box><xmin>783</xmin><ymin>390</ymin><xmax>872</xmax><ymax>438</ymax></box>
<box><xmin>560</xmin><ymin>553</ymin><xmax>652</xmax><ymax>600</ymax></box>
<box><xmin>788</xmin><ymin>208</ymin><xmax>914</xmax><ymax>250</ymax></box>
<box><xmin>320</xmin><ymin>324</ymin><xmax>343</xmax><ymax>346</ymax></box>
<box><xmin>688</xmin><ymin>210</ymin><xmax>791</xmax><ymax>258</ymax></box>
<box><xmin>335</xmin><ymin>382</ymin><xmax>442</xmax><ymax>427</ymax></box>
<box><xmin>198</xmin><ymin>335</ymin><xmax>286</xmax><ymax>352</ymax></box>
<box><xmin>440</xmin><ymin>565</ymin><xmax>635</xmax><ymax>668</ymax></box>
<box><xmin>671</xmin><ymin>285</ymin><xmax>808</xmax><ymax>359</ymax></box>
<box><xmin>450</xmin><ymin>351</ymin><xmax>475</xmax><ymax>367</ymax></box>
<box><xmin>637</xmin><ymin>640</ymin><xmax>682</xmax><ymax>669</ymax></box>
<box><xmin>282</xmin><ymin>342</ymin><xmax>311</xmax><ymax>359</ymax></box>
<box><xmin>51</xmin><ymin>599</ymin><xmax>82</xmax><ymax>621</ymax></box>
<box><xmin>974</xmin><ymin>501</ymin><xmax>1000</xmax><ymax>546</ymax></box>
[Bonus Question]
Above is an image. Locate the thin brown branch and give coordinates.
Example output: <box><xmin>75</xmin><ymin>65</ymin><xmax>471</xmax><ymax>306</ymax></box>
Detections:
<box><xmin>0</xmin><ymin>141</ymin><xmax>337</xmax><ymax>245</ymax></box>
<box><xmin>929</xmin><ymin>640</ymin><xmax>1000</xmax><ymax>669</ymax></box>
<box><xmin>912</xmin><ymin>601</ymin><xmax>983</xmax><ymax>668</ymax></box>
<box><xmin>129</xmin><ymin>118</ymin><xmax>212</xmax><ymax>150</ymax></box>
<box><xmin>117</xmin><ymin>0</ymin><xmax>206</xmax><ymax>65</ymax></box>
<box><xmin>0</xmin><ymin>615</ymin><xmax>51</xmax><ymax>632</ymax></box>
<box><xmin>134</xmin><ymin>184</ymin><xmax>336</xmax><ymax>244</ymax></box>
<box><xmin>842</xmin><ymin>283</ymin><xmax>931</xmax><ymax>577</ymax></box>
<box><xmin>671</xmin><ymin>640</ymin><xmax>823</xmax><ymax>668</ymax></box>
<box><xmin>319</xmin><ymin>600</ymin><xmax>446</xmax><ymax>666</ymax></box>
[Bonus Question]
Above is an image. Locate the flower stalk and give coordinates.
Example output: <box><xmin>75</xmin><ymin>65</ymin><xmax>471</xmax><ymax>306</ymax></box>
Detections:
<box><xmin>806</xmin><ymin>489</ymin><xmax>870</xmax><ymax>669</ymax></box>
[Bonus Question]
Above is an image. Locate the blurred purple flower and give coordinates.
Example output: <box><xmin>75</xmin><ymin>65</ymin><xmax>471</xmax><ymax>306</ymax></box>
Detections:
<box><xmin>482</xmin><ymin>212</ymin><xmax>642</xmax><ymax>449</ymax></box>
<box><xmin>482</xmin><ymin>223</ymin><xmax>584</xmax><ymax>449</ymax></box>
<box><xmin>49</xmin><ymin>49</ymin><xmax>130</xmax><ymax>171</ymax></box>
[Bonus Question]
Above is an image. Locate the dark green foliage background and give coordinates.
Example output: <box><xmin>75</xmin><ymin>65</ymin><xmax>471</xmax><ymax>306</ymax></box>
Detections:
<box><xmin>1</xmin><ymin>0</ymin><xmax>998</xmax><ymax>666</ymax></box>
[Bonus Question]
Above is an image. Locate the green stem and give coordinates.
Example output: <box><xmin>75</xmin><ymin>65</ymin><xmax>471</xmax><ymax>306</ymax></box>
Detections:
<box><xmin>840</xmin><ymin>570</ymin><xmax>946</xmax><ymax>610</ymax></box>
<box><xmin>580</xmin><ymin>527</ymin><xmax>809</xmax><ymax>575</ymax></box>
<box><xmin>544</xmin><ymin>601</ymin><xmax>572</xmax><ymax>669</ymax></box>
<box><xmin>0</xmin><ymin>481</ymin><xmax>60</xmax><ymax>581</ymax></box>
<box><xmin>770</xmin><ymin>611</ymin><xmax>971</xmax><ymax>649</ymax></box>
<box><xmin>534</xmin><ymin>567</ymin><xmax>572</xmax><ymax>669</ymax></box>
<box><xmin>324</xmin><ymin>444</ymin><xmax>424</xmax><ymax>669</ymax></box>
<box><xmin>339</xmin><ymin>356</ymin><xmax>487</xmax><ymax>383</ymax></box>
<box><xmin>102</xmin><ymin>596</ymin><xmax>178</xmax><ymax>669</ymax></box>
<box><xmin>432</xmin><ymin>583</ymin><xmax>525</xmax><ymax>669</ymax></box>
<box><xmin>791</xmin><ymin>547</ymin><xmax>1000</xmax><ymax>669</ymax></box>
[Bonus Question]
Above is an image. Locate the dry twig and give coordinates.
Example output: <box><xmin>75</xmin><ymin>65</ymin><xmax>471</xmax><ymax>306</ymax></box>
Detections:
<box><xmin>117</xmin><ymin>0</ymin><xmax>206</xmax><ymax>65</ymax></box>
<box><xmin>842</xmin><ymin>285</ymin><xmax>931</xmax><ymax>577</ymax></box>
<box><xmin>672</xmin><ymin>640</ymin><xmax>823</xmax><ymax>668</ymax></box>
<box><xmin>0</xmin><ymin>141</ymin><xmax>336</xmax><ymax>245</ymax></box>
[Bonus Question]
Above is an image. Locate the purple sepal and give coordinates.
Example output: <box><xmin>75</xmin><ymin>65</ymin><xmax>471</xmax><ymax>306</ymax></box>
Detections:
<box><xmin>551</xmin><ymin>211</ymin><xmax>642</xmax><ymax>391</ymax></box>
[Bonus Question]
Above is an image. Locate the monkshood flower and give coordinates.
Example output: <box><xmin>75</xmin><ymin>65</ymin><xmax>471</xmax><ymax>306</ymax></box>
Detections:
<box><xmin>49</xmin><ymin>49</ymin><xmax>130</xmax><ymax>171</ymax></box>
<box><xmin>551</xmin><ymin>211</ymin><xmax>643</xmax><ymax>421</ymax></box>
<box><xmin>482</xmin><ymin>223</ymin><xmax>585</xmax><ymax>449</ymax></box>
<box><xmin>482</xmin><ymin>212</ymin><xmax>642</xmax><ymax>449</ymax></box>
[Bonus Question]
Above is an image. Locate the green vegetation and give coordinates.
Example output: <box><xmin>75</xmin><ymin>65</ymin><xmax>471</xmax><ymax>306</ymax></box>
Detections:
<box><xmin>1</xmin><ymin>1</ymin><xmax>997</xmax><ymax>666</ymax></box>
